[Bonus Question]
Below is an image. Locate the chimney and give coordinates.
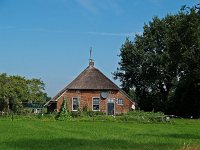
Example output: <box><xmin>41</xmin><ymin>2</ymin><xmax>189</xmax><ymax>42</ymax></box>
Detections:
<box><xmin>89</xmin><ymin>59</ymin><xmax>94</xmax><ymax>68</ymax></box>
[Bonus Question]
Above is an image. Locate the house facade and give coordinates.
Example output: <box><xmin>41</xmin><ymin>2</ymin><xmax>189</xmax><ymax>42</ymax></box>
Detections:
<box><xmin>46</xmin><ymin>60</ymin><xmax>135</xmax><ymax>115</ymax></box>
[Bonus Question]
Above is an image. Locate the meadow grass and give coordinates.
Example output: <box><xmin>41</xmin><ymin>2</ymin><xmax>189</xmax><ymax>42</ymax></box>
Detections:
<box><xmin>0</xmin><ymin>118</ymin><xmax>200</xmax><ymax>150</ymax></box>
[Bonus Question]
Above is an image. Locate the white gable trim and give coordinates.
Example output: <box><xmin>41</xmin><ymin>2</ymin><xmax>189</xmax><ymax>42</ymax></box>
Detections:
<box><xmin>119</xmin><ymin>90</ymin><xmax>135</xmax><ymax>105</ymax></box>
<box><xmin>55</xmin><ymin>91</ymin><xmax>66</xmax><ymax>101</ymax></box>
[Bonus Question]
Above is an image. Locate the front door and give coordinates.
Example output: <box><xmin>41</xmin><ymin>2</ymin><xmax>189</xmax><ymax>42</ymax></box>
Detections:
<box><xmin>107</xmin><ymin>102</ymin><xmax>114</xmax><ymax>115</ymax></box>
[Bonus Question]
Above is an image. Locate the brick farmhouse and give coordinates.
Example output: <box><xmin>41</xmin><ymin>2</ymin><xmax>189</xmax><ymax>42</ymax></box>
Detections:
<box><xmin>45</xmin><ymin>60</ymin><xmax>135</xmax><ymax>115</ymax></box>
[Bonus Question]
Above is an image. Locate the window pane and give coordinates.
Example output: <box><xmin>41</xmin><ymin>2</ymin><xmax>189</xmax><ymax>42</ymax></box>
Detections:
<box><xmin>118</xmin><ymin>99</ymin><xmax>123</xmax><ymax>105</ymax></box>
<box><xmin>108</xmin><ymin>99</ymin><xmax>114</xmax><ymax>103</ymax></box>
<box><xmin>73</xmin><ymin>99</ymin><xmax>78</xmax><ymax>105</ymax></box>
<box><xmin>73</xmin><ymin>98</ymin><xmax>79</xmax><ymax>110</ymax></box>
<box><xmin>93</xmin><ymin>98</ymin><xmax>100</xmax><ymax>111</ymax></box>
<box><xmin>93</xmin><ymin>105</ymin><xmax>99</xmax><ymax>111</ymax></box>
<box><xmin>93</xmin><ymin>99</ymin><xmax>99</xmax><ymax>105</ymax></box>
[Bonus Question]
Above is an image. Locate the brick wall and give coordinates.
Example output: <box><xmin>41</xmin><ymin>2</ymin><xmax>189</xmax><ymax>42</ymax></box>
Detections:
<box><xmin>56</xmin><ymin>90</ymin><xmax>133</xmax><ymax>115</ymax></box>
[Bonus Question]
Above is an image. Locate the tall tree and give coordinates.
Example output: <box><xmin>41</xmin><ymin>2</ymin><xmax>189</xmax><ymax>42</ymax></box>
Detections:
<box><xmin>114</xmin><ymin>4</ymin><xmax>200</xmax><ymax>117</ymax></box>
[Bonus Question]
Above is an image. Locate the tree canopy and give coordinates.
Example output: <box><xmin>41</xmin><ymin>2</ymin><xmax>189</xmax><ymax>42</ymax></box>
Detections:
<box><xmin>0</xmin><ymin>73</ymin><xmax>49</xmax><ymax>113</ymax></box>
<box><xmin>114</xmin><ymin>4</ymin><xmax>200</xmax><ymax>118</ymax></box>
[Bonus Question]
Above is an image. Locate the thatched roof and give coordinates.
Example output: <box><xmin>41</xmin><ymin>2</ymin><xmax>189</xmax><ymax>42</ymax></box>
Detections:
<box><xmin>44</xmin><ymin>61</ymin><xmax>132</xmax><ymax>105</ymax></box>
<box><xmin>66</xmin><ymin>64</ymin><xmax>119</xmax><ymax>90</ymax></box>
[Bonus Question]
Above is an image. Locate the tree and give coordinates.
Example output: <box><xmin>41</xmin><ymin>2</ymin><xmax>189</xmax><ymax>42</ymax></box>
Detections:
<box><xmin>0</xmin><ymin>73</ymin><xmax>9</xmax><ymax>112</ymax></box>
<box><xmin>114</xmin><ymin>4</ymin><xmax>200</xmax><ymax>117</ymax></box>
<box><xmin>0</xmin><ymin>73</ymin><xmax>49</xmax><ymax>113</ymax></box>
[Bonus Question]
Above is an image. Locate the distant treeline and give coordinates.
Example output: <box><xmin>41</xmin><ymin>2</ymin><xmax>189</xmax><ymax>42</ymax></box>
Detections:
<box><xmin>0</xmin><ymin>73</ymin><xmax>50</xmax><ymax>113</ymax></box>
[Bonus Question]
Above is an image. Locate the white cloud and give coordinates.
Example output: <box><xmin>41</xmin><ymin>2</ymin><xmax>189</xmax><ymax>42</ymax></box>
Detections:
<box><xmin>20</xmin><ymin>28</ymin><xmax>68</xmax><ymax>33</ymax></box>
<box><xmin>85</xmin><ymin>31</ymin><xmax>136</xmax><ymax>37</ymax></box>
<box><xmin>23</xmin><ymin>28</ymin><xmax>139</xmax><ymax>37</ymax></box>
<box><xmin>106</xmin><ymin>0</ymin><xmax>123</xmax><ymax>16</ymax></box>
<box><xmin>1</xmin><ymin>26</ymin><xmax>141</xmax><ymax>37</ymax></box>
<box><xmin>75</xmin><ymin>0</ymin><xmax>124</xmax><ymax>16</ymax></box>
<box><xmin>75</xmin><ymin>0</ymin><xmax>100</xmax><ymax>15</ymax></box>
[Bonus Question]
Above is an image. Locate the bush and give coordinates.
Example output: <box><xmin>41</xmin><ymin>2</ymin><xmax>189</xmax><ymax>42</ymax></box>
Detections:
<box><xmin>82</xmin><ymin>105</ymin><xmax>88</xmax><ymax>112</ymax></box>
<box><xmin>87</xmin><ymin>111</ymin><xmax>105</xmax><ymax>117</ymax></box>
<box><xmin>119</xmin><ymin>111</ymin><xmax>168</xmax><ymax>123</ymax></box>
<box><xmin>70</xmin><ymin>111</ymin><xmax>81</xmax><ymax>118</ymax></box>
<box><xmin>55</xmin><ymin>98</ymin><xmax>70</xmax><ymax>120</ymax></box>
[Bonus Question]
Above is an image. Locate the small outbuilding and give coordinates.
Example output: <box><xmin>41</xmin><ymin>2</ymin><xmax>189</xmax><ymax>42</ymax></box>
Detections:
<box><xmin>45</xmin><ymin>60</ymin><xmax>135</xmax><ymax>115</ymax></box>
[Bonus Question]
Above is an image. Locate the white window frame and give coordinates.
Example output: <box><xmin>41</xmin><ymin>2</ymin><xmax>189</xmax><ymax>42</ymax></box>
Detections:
<box><xmin>72</xmin><ymin>97</ymin><xmax>80</xmax><ymax>111</ymax></box>
<box><xmin>117</xmin><ymin>98</ymin><xmax>124</xmax><ymax>105</ymax></box>
<box><xmin>92</xmin><ymin>97</ymin><xmax>100</xmax><ymax>111</ymax></box>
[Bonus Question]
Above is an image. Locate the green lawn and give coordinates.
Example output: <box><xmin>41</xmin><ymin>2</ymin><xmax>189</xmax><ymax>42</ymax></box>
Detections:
<box><xmin>0</xmin><ymin>118</ymin><xmax>200</xmax><ymax>150</ymax></box>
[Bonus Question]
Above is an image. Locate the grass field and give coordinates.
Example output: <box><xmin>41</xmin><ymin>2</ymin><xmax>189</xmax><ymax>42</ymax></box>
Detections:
<box><xmin>0</xmin><ymin>118</ymin><xmax>200</xmax><ymax>150</ymax></box>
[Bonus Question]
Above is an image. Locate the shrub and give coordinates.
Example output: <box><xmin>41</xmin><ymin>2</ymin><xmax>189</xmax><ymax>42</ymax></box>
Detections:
<box><xmin>87</xmin><ymin>111</ymin><xmax>104</xmax><ymax>117</ymax></box>
<box><xmin>119</xmin><ymin>111</ymin><xmax>168</xmax><ymax>123</ymax></box>
<box><xmin>82</xmin><ymin>104</ymin><xmax>88</xmax><ymax>112</ymax></box>
<box><xmin>55</xmin><ymin>98</ymin><xmax>70</xmax><ymax>120</ymax></box>
<box><xmin>70</xmin><ymin>110</ymin><xmax>81</xmax><ymax>118</ymax></box>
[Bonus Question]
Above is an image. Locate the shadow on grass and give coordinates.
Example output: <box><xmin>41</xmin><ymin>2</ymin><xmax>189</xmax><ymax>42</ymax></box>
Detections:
<box><xmin>4</xmin><ymin>138</ymin><xmax>179</xmax><ymax>150</ymax></box>
<box><xmin>164</xmin><ymin>133</ymin><xmax>200</xmax><ymax>140</ymax></box>
<box><xmin>135</xmin><ymin>133</ymin><xmax>200</xmax><ymax>140</ymax></box>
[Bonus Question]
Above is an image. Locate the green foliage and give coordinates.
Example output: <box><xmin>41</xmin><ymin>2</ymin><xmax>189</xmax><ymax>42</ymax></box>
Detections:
<box><xmin>0</xmin><ymin>73</ymin><xmax>49</xmax><ymax>113</ymax></box>
<box><xmin>86</xmin><ymin>111</ymin><xmax>104</xmax><ymax>117</ymax></box>
<box><xmin>72</xmin><ymin>110</ymin><xmax>105</xmax><ymax>118</ymax></box>
<box><xmin>56</xmin><ymin>108</ymin><xmax>165</xmax><ymax>123</ymax></box>
<box><xmin>70</xmin><ymin>110</ymin><xmax>81</xmax><ymax>118</ymax></box>
<box><xmin>55</xmin><ymin>98</ymin><xmax>70</xmax><ymax>120</ymax></box>
<box><xmin>119</xmin><ymin>111</ymin><xmax>167</xmax><ymax>123</ymax></box>
<box><xmin>114</xmin><ymin>4</ymin><xmax>200</xmax><ymax>117</ymax></box>
<box><xmin>171</xmin><ymin>78</ymin><xmax>200</xmax><ymax>118</ymax></box>
<box><xmin>82</xmin><ymin>104</ymin><xmax>88</xmax><ymax>112</ymax></box>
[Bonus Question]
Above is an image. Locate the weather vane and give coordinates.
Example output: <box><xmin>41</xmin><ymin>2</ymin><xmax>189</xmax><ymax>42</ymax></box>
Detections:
<box><xmin>89</xmin><ymin>47</ymin><xmax>93</xmax><ymax>62</ymax></box>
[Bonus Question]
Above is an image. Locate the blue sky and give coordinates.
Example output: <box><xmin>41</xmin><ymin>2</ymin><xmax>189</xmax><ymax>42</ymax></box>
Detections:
<box><xmin>0</xmin><ymin>0</ymin><xmax>199</xmax><ymax>97</ymax></box>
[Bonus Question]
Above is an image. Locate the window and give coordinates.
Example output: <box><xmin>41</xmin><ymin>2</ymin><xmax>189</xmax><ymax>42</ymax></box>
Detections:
<box><xmin>93</xmin><ymin>98</ymin><xmax>100</xmax><ymax>111</ymax></box>
<box><xmin>117</xmin><ymin>99</ymin><xmax>124</xmax><ymax>105</ymax></box>
<box><xmin>108</xmin><ymin>99</ymin><xmax>115</xmax><ymax>103</ymax></box>
<box><xmin>72</xmin><ymin>97</ymin><xmax>79</xmax><ymax>111</ymax></box>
